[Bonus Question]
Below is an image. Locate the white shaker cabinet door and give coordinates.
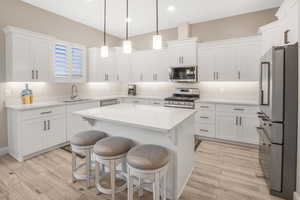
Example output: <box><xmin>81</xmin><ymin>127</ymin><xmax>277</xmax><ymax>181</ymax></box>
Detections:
<box><xmin>216</xmin><ymin>113</ymin><xmax>238</xmax><ymax>141</ymax></box>
<box><xmin>153</xmin><ymin>50</ymin><xmax>169</xmax><ymax>82</ymax></box>
<box><xmin>168</xmin><ymin>43</ymin><xmax>197</xmax><ymax>67</ymax></box>
<box><xmin>215</xmin><ymin>46</ymin><xmax>236</xmax><ymax>81</ymax></box>
<box><xmin>236</xmin><ymin>43</ymin><xmax>261</xmax><ymax>81</ymax></box>
<box><xmin>21</xmin><ymin>118</ymin><xmax>45</xmax><ymax>156</ymax></box>
<box><xmin>198</xmin><ymin>48</ymin><xmax>216</xmax><ymax>81</ymax></box>
<box><xmin>9</xmin><ymin>34</ymin><xmax>33</xmax><ymax>82</ymax></box>
<box><xmin>115</xmin><ymin>53</ymin><xmax>131</xmax><ymax>82</ymax></box>
<box><xmin>31</xmin><ymin>37</ymin><xmax>52</xmax><ymax>82</ymax></box>
<box><xmin>45</xmin><ymin>114</ymin><xmax>67</xmax><ymax>148</ymax></box>
<box><xmin>239</xmin><ymin>115</ymin><xmax>259</xmax><ymax>145</ymax></box>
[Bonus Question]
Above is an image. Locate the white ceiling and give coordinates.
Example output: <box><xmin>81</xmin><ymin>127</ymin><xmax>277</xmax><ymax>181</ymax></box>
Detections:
<box><xmin>21</xmin><ymin>0</ymin><xmax>283</xmax><ymax>38</ymax></box>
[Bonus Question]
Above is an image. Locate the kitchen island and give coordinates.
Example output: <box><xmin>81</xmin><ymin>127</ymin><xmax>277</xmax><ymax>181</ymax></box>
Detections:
<box><xmin>75</xmin><ymin>103</ymin><xmax>196</xmax><ymax>200</ymax></box>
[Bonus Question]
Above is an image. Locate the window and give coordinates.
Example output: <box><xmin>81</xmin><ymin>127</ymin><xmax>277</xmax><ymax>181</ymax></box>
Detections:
<box><xmin>54</xmin><ymin>41</ymin><xmax>86</xmax><ymax>81</ymax></box>
<box><xmin>54</xmin><ymin>44</ymin><xmax>68</xmax><ymax>78</ymax></box>
<box><xmin>71</xmin><ymin>47</ymin><xmax>83</xmax><ymax>77</ymax></box>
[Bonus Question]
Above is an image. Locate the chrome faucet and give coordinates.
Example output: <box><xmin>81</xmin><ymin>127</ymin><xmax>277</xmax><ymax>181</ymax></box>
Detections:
<box><xmin>71</xmin><ymin>84</ymin><xmax>79</xmax><ymax>100</ymax></box>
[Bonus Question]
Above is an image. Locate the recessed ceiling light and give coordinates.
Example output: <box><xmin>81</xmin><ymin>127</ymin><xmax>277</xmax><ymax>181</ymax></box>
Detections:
<box><xmin>167</xmin><ymin>5</ymin><xmax>176</xmax><ymax>11</ymax></box>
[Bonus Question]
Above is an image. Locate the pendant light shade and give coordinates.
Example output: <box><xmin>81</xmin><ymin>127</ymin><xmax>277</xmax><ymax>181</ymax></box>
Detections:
<box><xmin>153</xmin><ymin>0</ymin><xmax>162</xmax><ymax>50</ymax></box>
<box><xmin>123</xmin><ymin>0</ymin><xmax>132</xmax><ymax>54</ymax></box>
<box><xmin>101</xmin><ymin>0</ymin><xmax>109</xmax><ymax>57</ymax></box>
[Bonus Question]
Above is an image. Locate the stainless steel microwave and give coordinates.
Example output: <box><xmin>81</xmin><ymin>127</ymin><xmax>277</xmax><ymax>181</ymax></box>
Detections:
<box><xmin>169</xmin><ymin>66</ymin><xmax>198</xmax><ymax>82</ymax></box>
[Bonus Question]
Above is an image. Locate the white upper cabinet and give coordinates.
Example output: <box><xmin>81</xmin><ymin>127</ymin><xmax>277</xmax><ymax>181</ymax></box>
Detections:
<box><xmin>114</xmin><ymin>48</ymin><xmax>132</xmax><ymax>82</ymax></box>
<box><xmin>131</xmin><ymin>50</ymin><xmax>153</xmax><ymax>82</ymax></box>
<box><xmin>88</xmin><ymin>47</ymin><xmax>115</xmax><ymax>82</ymax></box>
<box><xmin>4</xmin><ymin>26</ymin><xmax>87</xmax><ymax>83</ymax></box>
<box><xmin>4</xmin><ymin>27</ymin><xmax>52</xmax><ymax>82</ymax></box>
<box><xmin>259</xmin><ymin>0</ymin><xmax>298</xmax><ymax>54</ymax></box>
<box><xmin>198</xmin><ymin>36</ymin><xmax>261</xmax><ymax>81</ymax></box>
<box><xmin>167</xmin><ymin>38</ymin><xmax>197</xmax><ymax>67</ymax></box>
<box><xmin>152</xmin><ymin>49</ymin><xmax>169</xmax><ymax>82</ymax></box>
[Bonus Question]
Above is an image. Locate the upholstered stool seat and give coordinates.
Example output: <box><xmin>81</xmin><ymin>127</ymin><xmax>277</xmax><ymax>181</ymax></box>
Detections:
<box><xmin>127</xmin><ymin>144</ymin><xmax>170</xmax><ymax>200</ymax></box>
<box><xmin>93</xmin><ymin>137</ymin><xmax>134</xmax><ymax>200</ymax></box>
<box><xmin>71</xmin><ymin>130</ymin><xmax>107</xmax><ymax>188</ymax></box>
<box><xmin>71</xmin><ymin>130</ymin><xmax>107</xmax><ymax>146</ymax></box>
<box><xmin>94</xmin><ymin>136</ymin><xmax>134</xmax><ymax>157</ymax></box>
<box><xmin>127</xmin><ymin>144</ymin><xmax>169</xmax><ymax>170</ymax></box>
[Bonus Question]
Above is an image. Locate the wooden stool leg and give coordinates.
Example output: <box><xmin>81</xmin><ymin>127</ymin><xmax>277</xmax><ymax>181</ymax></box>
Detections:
<box><xmin>86</xmin><ymin>149</ymin><xmax>92</xmax><ymax>188</ymax></box>
<box><xmin>128</xmin><ymin>168</ymin><xmax>134</xmax><ymax>200</ymax></box>
<box><xmin>72</xmin><ymin>151</ymin><xmax>76</xmax><ymax>183</ymax></box>
<box><xmin>153</xmin><ymin>172</ymin><xmax>160</xmax><ymax>200</ymax></box>
<box><xmin>110</xmin><ymin>160</ymin><xmax>116</xmax><ymax>200</ymax></box>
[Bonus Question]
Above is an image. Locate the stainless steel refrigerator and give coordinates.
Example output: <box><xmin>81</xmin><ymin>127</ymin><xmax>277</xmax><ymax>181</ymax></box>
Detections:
<box><xmin>257</xmin><ymin>43</ymin><xmax>298</xmax><ymax>200</ymax></box>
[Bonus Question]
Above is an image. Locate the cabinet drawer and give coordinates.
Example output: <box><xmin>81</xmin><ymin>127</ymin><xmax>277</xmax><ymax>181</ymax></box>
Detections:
<box><xmin>195</xmin><ymin>112</ymin><xmax>215</xmax><ymax>124</ymax></box>
<box><xmin>67</xmin><ymin>101</ymin><xmax>99</xmax><ymax>113</ymax></box>
<box><xmin>21</xmin><ymin>106</ymin><xmax>65</xmax><ymax>121</ymax></box>
<box><xmin>195</xmin><ymin>124</ymin><xmax>215</xmax><ymax>138</ymax></box>
<box><xmin>196</xmin><ymin>103</ymin><xmax>216</xmax><ymax>112</ymax></box>
<box><xmin>216</xmin><ymin>104</ymin><xmax>258</xmax><ymax>115</ymax></box>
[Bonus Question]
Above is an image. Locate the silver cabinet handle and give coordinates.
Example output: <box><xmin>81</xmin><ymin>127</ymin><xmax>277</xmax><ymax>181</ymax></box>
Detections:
<box><xmin>239</xmin><ymin>117</ymin><xmax>242</xmax><ymax>126</ymax></box>
<box><xmin>235</xmin><ymin>116</ymin><xmax>238</xmax><ymax>125</ymax></box>
<box><xmin>116</xmin><ymin>74</ymin><xmax>119</xmax><ymax>81</ymax></box>
<box><xmin>238</xmin><ymin>71</ymin><xmax>241</xmax><ymax>80</ymax></box>
<box><xmin>178</xmin><ymin>56</ymin><xmax>181</xmax><ymax>64</ymax></box>
<box><xmin>47</xmin><ymin>120</ymin><xmax>50</xmax><ymax>130</ymax></box>
<box><xmin>200</xmin><ymin>116</ymin><xmax>209</xmax><ymax>119</ymax></box>
<box><xmin>233</xmin><ymin>108</ymin><xmax>245</xmax><ymax>111</ymax></box>
<box><xmin>32</xmin><ymin>70</ymin><xmax>35</xmax><ymax>80</ymax></box>
<box><xmin>140</xmin><ymin>74</ymin><xmax>143</xmax><ymax>81</ymax></box>
<box><xmin>182</xmin><ymin>56</ymin><xmax>184</xmax><ymax>64</ymax></box>
<box><xmin>44</xmin><ymin>120</ymin><xmax>47</xmax><ymax>131</ymax></box>
<box><xmin>36</xmin><ymin>70</ymin><xmax>39</xmax><ymax>80</ymax></box>
<box><xmin>40</xmin><ymin>111</ymin><xmax>53</xmax><ymax>115</ymax></box>
<box><xmin>200</xmin><ymin>129</ymin><xmax>209</xmax><ymax>132</ymax></box>
<box><xmin>200</xmin><ymin>106</ymin><xmax>209</xmax><ymax>108</ymax></box>
<box><xmin>217</xmin><ymin>72</ymin><xmax>219</xmax><ymax>80</ymax></box>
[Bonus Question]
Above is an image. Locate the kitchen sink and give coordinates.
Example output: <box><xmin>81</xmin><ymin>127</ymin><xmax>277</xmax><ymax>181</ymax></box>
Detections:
<box><xmin>63</xmin><ymin>98</ymin><xmax>92</xmax><ymax>103</ymax></box>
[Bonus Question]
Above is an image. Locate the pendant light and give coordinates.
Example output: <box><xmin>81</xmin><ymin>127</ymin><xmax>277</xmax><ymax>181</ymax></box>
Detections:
<box><xmin>101</xmin><ymin>0</ymin><xmax>109</xmax><ymax>57</ymax></box>
<box><xmin>153</xmin><ymin>0</ymin><xmax>162</xmax><ymax>50</ymax></box>
<box><xmin>123</xmin><ymin>0</ymin><xmax>132</xmax><ymax>54</ymax></box>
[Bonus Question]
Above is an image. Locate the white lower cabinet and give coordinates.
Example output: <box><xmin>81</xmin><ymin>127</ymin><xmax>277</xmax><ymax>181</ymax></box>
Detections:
<box><xmin>66</xmin><ymin>102</ymin><xmax>99</xmax><ymax>141</ymax></box>
<box><xmin>8</xmin><ymin>106</ymin><xmax>67</xmax><ymax>161</ymax></box>
<box><xmin>196</xmin><ymin>103</ymin><xmax>259</xmax><ymax>145</ymax></box>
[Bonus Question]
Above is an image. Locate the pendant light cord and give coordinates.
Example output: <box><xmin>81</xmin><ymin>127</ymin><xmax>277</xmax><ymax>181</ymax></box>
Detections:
<box><xmin>126</xmin><ymin>0</ymin><xmax>129</xmax><ymax>40</ymax></box>
<box><xmin>156</xmin><ymin>0</ymin><xmax>159</xmax><ymax>35</ymax></box>
<box><xmin>104</xmin><ymin>0</ymin><xmax>107</xmax><ymax>45</ymax></box>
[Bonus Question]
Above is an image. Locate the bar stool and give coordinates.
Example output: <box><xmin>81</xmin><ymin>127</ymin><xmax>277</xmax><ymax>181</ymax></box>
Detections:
<box><xmin>70</xmin><ymin>130</ymin><xmax>107</xmax><ymax>188</ymax></box>
<box><xmin>93</xmin><ymin>136</ymin><xmax>134</xmax><ymax>200</ymax></box>
<box><xmin>127</xmin><ymin>144</ymin><xmax>170</xmax><ymax>200</ymax></box>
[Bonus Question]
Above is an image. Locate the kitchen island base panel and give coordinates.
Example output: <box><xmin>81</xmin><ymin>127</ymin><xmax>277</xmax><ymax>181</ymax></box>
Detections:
<box><xmin>85</xmin><ymin>115</ymin><xmax>195</xmax><ymax>200</ymax></box>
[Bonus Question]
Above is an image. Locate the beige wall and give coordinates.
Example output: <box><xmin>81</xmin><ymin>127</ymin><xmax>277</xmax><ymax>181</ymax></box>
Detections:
<box><xmin>0</xmin><ymin>0</ymin><xmax>122</xmax><ymax>149</ymax></box>
<box><xmin>130</xmin><ymin>8</ymin><xmax>278</xmax><ymax>50</ymax></box>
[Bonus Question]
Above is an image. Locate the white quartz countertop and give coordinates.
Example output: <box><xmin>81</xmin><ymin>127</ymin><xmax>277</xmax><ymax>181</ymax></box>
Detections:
<box><xmin>75</xmin><ymin>103</ymin><xmax>197</xmax><ymax>132</ymax></box>
<box><xmin>196</xmin><ymin>99</ymin><xmax>259</xmax><ymax>106</ymax></box>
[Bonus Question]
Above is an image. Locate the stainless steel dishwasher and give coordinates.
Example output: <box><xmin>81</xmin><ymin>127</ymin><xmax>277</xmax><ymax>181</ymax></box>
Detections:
<box><xmin>99</xmin><ymin>98</ymin><xmax>120</xmax><ymax>107</ymax></box>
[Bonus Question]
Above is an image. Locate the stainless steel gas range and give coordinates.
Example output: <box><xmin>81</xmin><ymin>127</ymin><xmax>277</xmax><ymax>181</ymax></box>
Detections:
<box><xmin>164</xmin><ymin>88</ymin><xmax>200</xmax><ymax>109</ymax></box>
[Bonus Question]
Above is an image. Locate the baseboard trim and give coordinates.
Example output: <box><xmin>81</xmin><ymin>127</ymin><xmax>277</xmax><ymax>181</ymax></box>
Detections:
<box><xmin>0</xmin><ymin>146</ymin><xmax>8</xmax><ymax>156</ymax></box>
<box><xmin>294</xmin><ymin>192</ymin><xmax>300</xmax><ymax>200</ymax></box>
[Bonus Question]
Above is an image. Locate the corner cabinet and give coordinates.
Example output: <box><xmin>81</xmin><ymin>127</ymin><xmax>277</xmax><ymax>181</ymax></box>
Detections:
<box><xmin>4</xmin><ymin>27</ymin><xmax>53</xmax><ymax>82</ymax></box>
<box><xmin>7</xmin><ymin>106</ymin><xmax>67</xmax><ymax>161</ymax></box>
<box><xmin>195</xmin><ymin>102</ymin><xmax>259</xmax><ymax>145</ymax></box>
<box><xmin>198</xmin><ymin>36</ymin><xmax>261</xmax><ymax>81</ymax></box>
<box><xmin>167</xmin><ymin>38</ymin><xmax>197</xmax><ymax>66</ymax></box>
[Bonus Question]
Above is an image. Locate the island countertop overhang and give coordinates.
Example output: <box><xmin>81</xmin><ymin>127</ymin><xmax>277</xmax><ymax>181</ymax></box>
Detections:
<box><xmin>74</xmin><ymin>103</ymin><xmax>197</xmax><ymax>133</ymax></box>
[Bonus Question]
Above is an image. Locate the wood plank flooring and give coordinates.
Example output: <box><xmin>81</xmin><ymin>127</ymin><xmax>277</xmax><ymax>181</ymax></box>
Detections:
<box><xmin>0</xmin><ymin>141</ymin><xmax>284</xmax><ymax>200</ymax></box>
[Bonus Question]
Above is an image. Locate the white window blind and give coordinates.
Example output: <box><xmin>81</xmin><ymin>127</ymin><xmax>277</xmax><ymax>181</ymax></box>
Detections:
<box><xmin>54</xmin><ymin>44</ymin><xmax>69</xmax><ymax>77</ymax></box>
<box><xmin>71</xmin><ymin>47</ymin><xmax>83</xmax><ymax>77</ymax></box>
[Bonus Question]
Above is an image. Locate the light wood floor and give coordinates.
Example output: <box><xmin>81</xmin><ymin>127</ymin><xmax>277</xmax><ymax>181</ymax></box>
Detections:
<box><xmin>0</xmin><ymin>141</ymin><xmax>284</xmax><ymax>200</ymax></box>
